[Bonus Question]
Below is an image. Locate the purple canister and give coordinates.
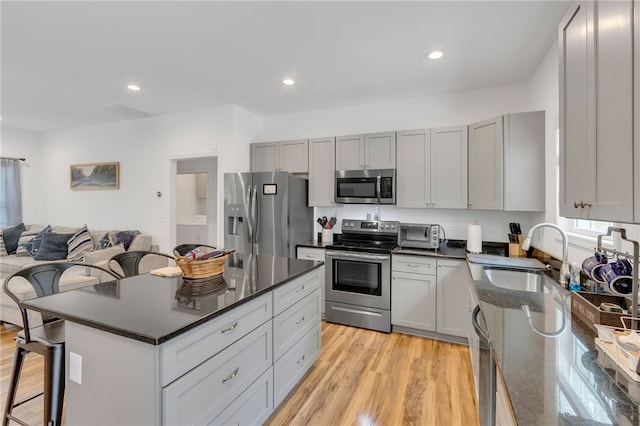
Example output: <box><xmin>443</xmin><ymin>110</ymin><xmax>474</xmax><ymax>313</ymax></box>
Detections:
<box><xmin>601</xmin><ymin>258</ymin><xmax>633</xmax><ymax>295</ymax></box>
<box><xmin>581</xmin><ymin>251</ymin><xmax>608</xmax><ymax>283</ymax></box>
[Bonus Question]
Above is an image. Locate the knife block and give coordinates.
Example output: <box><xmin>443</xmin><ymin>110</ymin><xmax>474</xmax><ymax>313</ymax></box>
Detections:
<box><xmin>509</xmin><ymin>235</ymin><xmax>526</xmax><ymax>257</ymax></box>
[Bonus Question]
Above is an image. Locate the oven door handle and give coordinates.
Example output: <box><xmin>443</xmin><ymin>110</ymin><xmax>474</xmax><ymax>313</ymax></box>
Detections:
<box><xmin>325</xmin><ymin>251</ymin><xmax>390</xmax><ymax>262</ymax></box>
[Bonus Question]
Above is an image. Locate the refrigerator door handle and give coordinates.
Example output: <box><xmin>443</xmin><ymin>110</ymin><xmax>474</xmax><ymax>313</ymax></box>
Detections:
<box><xmin>252</xmin><ymin>185</ymin><xmax>259</xmax><ymax>243</ymax></box>
<box><xmin>245</xmin><ymin>185</ymin><xmax>253</xmax><ymax>244</ymax></box>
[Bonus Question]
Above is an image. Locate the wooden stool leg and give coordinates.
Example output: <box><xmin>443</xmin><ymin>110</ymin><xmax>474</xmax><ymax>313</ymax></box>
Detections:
<box><xmin>3</xmin><ymin>346</ymin><xmax>27</xmax><ymax>426</ymax></box>
<box><xmin>43</xmin><ymin>345</ymin><xmax>65</xmax><ymax>426</ymax></box>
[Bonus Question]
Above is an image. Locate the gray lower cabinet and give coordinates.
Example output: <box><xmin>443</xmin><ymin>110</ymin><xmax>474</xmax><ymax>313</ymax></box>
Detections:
<box><xmin>296</xmin><ymin>247</ymin><xmax>325</xmax><ymax>315</ymax></box>
<box><xmin>211</xmin><ymin>367</ymin><xmax>274</xmax><ymax>426</ymax></box>
<box><xmin>163</xmin><ymin>321</ymin><xmax>273</xmax><ymax>424</ymax></box>
<box><xmin>392</xmin><ymin>255</ymin><xmax>471</xmax><ymax>340</ymax></box>
<box><xmin>391</xmin><ymin>255</ymin><xmax>437</xmax><ymax>331</ymax></box>
<box><xmin>272</xmin><ymin>268</ymin><xmax>322</xmax><ymax>406</ymax></box>
<box><xmin>436</xmin><ymin>259</ymin><xmax>472</xmax><ymax>338</ymax></box>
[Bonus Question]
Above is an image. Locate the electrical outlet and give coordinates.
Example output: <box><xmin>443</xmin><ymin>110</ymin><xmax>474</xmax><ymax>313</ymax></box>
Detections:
<box><xmin>449</xmin><ymin>221</ymin><xmax>457</xmax><ymax>231</ymax></box>
<box><xmin>70</xmin><ymin>352</ymin><xmax>82</xmax><ymax>384</ymax></box>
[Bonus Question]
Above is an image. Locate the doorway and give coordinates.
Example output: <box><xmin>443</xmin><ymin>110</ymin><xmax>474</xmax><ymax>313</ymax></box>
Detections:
<box><xmin>175</xmin><ymin>157</ymin><xmax>218</xmax><ymax>247</ymax></box>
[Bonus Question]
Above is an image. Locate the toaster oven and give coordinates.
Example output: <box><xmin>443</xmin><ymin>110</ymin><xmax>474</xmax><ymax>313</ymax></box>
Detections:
<box><xmin>398</xmin><ymin>223</ymin><xmax>441</xmax><ymax>249</ymax></box>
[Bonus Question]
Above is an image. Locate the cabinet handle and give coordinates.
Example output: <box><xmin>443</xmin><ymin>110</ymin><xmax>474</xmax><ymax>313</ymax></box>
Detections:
<box><xmin>222</xmin><ymin>367</ymin><xmax>239</xmax><ymax>383</ymax></box>
<box><xmin>221</xmin><ymin>321</ymin><xmax>239</xmax><ymax>334</ymax></box>
<box><xmin>581</xmin><ymin>201</ymin><xmax>592</xmax><ymax>208</ymax></box>
<box><xmin>297</xmin><ymin>354</ymin><xmax>306</xmax><ymax>365</ymax></box>
<box><xmin>296</xmin><ymin>316</ymin><xmax>305</xmax><ymax>325</ymax></box>
<box><xmin>296</xmin><ymin>285</ymin><xmax>305</xmax><ymax>293</ymax></box>
<box><xmin>305</xmin><ymin>254</ymin><xmax>313</xmax><ymax>258</ymax></box>
<box><xmin>574</xmin><ymin>201</ymin><xmax>580</xmax><ymax>208</ymax></box>
<box><xmin>406</xmin><ymin>264</ymin><xmax>421</xmax><ymax>268</ymax></box>
<box><xmin>468</xmin><ymin>203</ymin><xmax>472</xmax><ymax>207</ymax></box>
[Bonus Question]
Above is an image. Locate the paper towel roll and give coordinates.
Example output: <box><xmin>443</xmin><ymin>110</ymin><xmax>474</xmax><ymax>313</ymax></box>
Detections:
<box><xmin>467</xmin><ymin>224</ymin><xmax>482</xmax><ymax>253</ymax></box>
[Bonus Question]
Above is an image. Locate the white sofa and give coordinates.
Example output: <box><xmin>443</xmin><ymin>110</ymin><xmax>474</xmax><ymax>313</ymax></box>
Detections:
<box><xmin>0</xmin><ymin>225</ymin><xmax>159</xmax><ymax>326</ymax></box>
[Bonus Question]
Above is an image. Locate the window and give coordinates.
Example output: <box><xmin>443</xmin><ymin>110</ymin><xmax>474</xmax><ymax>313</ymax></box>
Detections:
<box><xmin>0</xmin><ymin>158</ymin><xmax>23</xmax><ymax>226</ymax></box>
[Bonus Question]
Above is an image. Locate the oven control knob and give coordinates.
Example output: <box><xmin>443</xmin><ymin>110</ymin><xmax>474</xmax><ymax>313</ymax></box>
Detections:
<box><xmin>390</xmin><ymin>224</ymin><xmax>395</xmax><ymax>229</ymax></box>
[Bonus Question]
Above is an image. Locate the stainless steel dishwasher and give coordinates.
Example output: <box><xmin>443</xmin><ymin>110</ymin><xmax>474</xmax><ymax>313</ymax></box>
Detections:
<box><xmin>472</xmin><ymin>305</ymin><xmax>496</xmax><ymax>426</ymax></box>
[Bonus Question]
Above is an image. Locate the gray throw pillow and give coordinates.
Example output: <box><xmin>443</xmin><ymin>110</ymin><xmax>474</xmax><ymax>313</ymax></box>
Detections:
<box><xmin>34</xmin><ymin>232</ymin><xmax>74</xmax><ymax>261</ymax></box>
<box><xmin>2</xmin><ymin>222</ymin><xmax>26</xmax><ymax>254</ymax></box>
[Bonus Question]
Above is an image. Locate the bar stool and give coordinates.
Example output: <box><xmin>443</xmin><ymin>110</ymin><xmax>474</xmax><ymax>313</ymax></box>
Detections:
<box><xmin>2</xmin><ymin>262</ymin><xmax>119</xmax><ymax>426</ymax></box>
<box><xmin>107</xmin><ymin>250</ymin><xmax>175</xmax><ymax>278</ymax></box>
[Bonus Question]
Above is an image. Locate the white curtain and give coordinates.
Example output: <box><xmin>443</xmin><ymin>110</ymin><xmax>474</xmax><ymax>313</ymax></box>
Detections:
<box><xmin>0</xmin><ymin>158</ymin><xmax>23</xmax><ymax>226</ymax></box>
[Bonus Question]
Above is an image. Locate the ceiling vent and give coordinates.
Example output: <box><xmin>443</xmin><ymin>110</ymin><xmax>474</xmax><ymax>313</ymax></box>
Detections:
<box><xmin>94</xmin><ymin>103</ymin><xmax>155</xmax><ymax>120</ymax></box>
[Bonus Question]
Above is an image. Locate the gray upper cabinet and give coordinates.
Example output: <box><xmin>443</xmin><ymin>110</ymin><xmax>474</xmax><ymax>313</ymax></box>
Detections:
<box><xmin>396</xmin><ymin>126</ymin><xmax>467</xmax><ymax>209</ymax></box>
<box><xmin>336</xmin><ymin>132</ymin><xmax>396</xmax><ymax>170</ymax></box>
<box><xmin>468</xmin><ymin>116</ymin><xmax>504</xmax><ymax>210</ymax></box>
<box><xmin>504</xmin><ymin>111</ymin><xmax>545</xmax><ymax>212</ymax></box>
<box><xmin>251</xmin><ymin>139</ymin><xmax>309</xmax><ymax>173</ymax></box>
<box><xmin>559</xmin><ymin>1</ymin><xmax>634</xmax><ymax>222</ymax></box>
<box><xmin>431</xmin><ymin>126</ymin><xmax>468</xmax><ymax>209</ymax></box>
<box><xmin>469</xmin><ymin>111</ymin><xmax>545</xmax><ymax>212</ymax></box>
<box><xmin>396</xmin><ymin>129</ymin><xmax>430</xmax><ymax>208</ymax></box>
<box><xmin>308</xmin><ymin>137</ymin><xmax>336</xmax><ymax>206</ymax></box>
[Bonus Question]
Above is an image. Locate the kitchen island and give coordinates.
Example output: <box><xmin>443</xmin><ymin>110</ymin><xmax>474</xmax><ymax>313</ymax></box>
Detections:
<box><xmin>22</xmin><ymin>253</ymin><xmax>324</xmax><ymax>425</ymax></box>
<box><xmin>468</xmin><ymin>262</ymin><xmax>640</xmax><ymax>425</ymax></box>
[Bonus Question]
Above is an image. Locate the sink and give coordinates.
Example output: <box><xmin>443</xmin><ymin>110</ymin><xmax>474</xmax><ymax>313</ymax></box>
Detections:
<box><xmin>483</xmin><ymin>268</ymin><xmax>555</xmax><ymax>293</ymax></box>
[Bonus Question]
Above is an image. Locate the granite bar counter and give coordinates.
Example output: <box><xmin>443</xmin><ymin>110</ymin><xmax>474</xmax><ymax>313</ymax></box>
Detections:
<box><xmin>22</xmin><ymin>253</ymin><xmax>324</xmax><ymax>425</ymax></box>
<box><xmin>468</xmin><ymin>262</ymin><xmax>640</xmax><ymax>425</ymax></box>
<box><xmin>23</xmin><ymin>252</ymin><xmax>323</xmax><ymax>345</ymax></box>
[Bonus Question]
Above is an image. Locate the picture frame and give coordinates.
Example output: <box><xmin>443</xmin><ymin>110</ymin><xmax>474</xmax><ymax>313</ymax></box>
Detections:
<box><xmin>70</xmin><ymin>162</ymin><xmax>120</xmax><ymax>190</ymax></box>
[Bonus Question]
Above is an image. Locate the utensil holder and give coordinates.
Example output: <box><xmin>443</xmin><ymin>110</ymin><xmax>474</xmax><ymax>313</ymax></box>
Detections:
<box><xmin>509</xmin><ymin>235</ymin><xmax>526</xmax><ymax>257</ymax></box>
<box><xmin>322</xmin><ymin>229</ymin><xmax>333</xmax><ymax>243</ymax></box>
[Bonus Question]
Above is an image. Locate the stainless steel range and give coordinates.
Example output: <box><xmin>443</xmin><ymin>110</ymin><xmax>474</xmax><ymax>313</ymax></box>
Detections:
<box><xmin>324</xmin><ymin>219</ymin><xmax>399</xmax><ymax>333</ymax></box>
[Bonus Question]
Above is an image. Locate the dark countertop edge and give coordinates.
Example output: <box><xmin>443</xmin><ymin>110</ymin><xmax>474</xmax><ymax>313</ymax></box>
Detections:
<box><xmin>296</xmin><ymin>241</ymin><xmax>332</xmax><ymax>249</ymax></box>
<box><xmin>23</xmin><ymin>262</ymin><xmax>325</xmax><ymax>346</ymax></box>
<box><xmin>392</xmin><ymin>247</ymin><xmax>466</xmax><ymax>259</ymax></box>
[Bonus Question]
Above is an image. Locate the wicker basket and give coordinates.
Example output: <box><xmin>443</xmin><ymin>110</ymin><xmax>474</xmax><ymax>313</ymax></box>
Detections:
<box><xmin>175</xmin><ymin>255</ymin><xmax>227</xmax><ymax>279</ymax></box>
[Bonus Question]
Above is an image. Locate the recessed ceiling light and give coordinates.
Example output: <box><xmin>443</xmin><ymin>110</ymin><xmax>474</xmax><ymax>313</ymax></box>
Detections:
<box><xmin>127</xmin><ymin>84</ymin><xmax>141</xmax><ymax>91</ymax></box>
<box><xmin>282</xmin><ymin>78</ymin><xmax>295</xmax><ymax>86</ymax></box>
<box><xmin>426</xmin><ymin>50</ymin><xmax>444</xmax><ymax>60</ymax></box>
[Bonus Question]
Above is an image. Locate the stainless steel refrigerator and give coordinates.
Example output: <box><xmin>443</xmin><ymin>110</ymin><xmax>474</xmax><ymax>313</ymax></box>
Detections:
<box><xmin>224</xmin><ymin>172</ymin><xmax>313</xmax><ymax>258</ymax></box>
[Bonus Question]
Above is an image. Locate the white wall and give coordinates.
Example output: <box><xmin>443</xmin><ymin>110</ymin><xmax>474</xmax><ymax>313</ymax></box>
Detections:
<box><xmin>1</xmin><ymin>127</ymin><xmax>43</xmax><ymax>225</ymax></box>
<box><xmin>7</xmin><ymin>40</ymin><xmax>595</xmax><ymax>258</ymax></box>
<box><xmin>27</xmin><ymin>105</ymin><xmax>259</xmax><ymax>251</ymax></box>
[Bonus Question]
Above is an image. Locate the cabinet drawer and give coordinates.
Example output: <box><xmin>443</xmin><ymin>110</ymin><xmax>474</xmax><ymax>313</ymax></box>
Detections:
<box><xmin>392</xmin><ymin>255</ymin><xmax>437</xmax><ymax>275</ymax></box>
<box><xmin>163</xmin><ymin>320</ymin><xmax>273</xmax><ymax>425</ymax></box>
<box><xmin>274</xmin><ymin>288</ymin><xmax>321</xmax><ymax>360</ymax></box>
<box><xmin>161</xmin><ymin>293</ymin><xmax>272</xmax><ymax>386</ymax></box>
<box><xmin>273</xmin><ymin>268</ymin><xmax>321</xmax><ymax>316</ymax></box>
<box><xmin>273</xmin><ymin>324</ymin><xmax>321</xmax><ymax>407</ymax></box>
<box><xmin>211</xmin><ymin>367</ymin><xmax>274</xmax><ymax>426</ymax></box>
<box><xmin>297</xmin><ymin>247</ymin><xmax>325</xmax><ymax>261</ymax></box>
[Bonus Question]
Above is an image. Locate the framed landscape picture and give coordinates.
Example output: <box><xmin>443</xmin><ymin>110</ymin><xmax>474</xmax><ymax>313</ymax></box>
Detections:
<box><xmin>70</xmin><ymin>162</ymin><xmax>120</xmax><ymax>190</ymax></box>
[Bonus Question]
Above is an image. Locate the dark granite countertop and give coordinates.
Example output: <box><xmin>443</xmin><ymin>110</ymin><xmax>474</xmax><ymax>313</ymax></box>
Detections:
<box><xmin>22</xmin><ymin>253</ymin><xmax>323</xmax><ymax>346</ymax></box>
<box><xmin>468</xmin><ymin>262</ymin><xmax>640</xmax><ymax>425</ymax></box>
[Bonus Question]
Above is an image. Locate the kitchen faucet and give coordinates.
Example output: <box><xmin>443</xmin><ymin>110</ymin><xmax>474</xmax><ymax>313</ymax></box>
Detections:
<box><xmin>522</xmin><ymin>223</ymin><xmax>570</xmax><ymax>286</ymax></box>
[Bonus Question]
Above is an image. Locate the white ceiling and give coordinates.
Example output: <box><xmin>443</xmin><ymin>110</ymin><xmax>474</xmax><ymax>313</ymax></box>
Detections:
<box><xmin>1</xmin><ymin>1</ymin><xmax>571</xmax><ymax>133</ymax></box>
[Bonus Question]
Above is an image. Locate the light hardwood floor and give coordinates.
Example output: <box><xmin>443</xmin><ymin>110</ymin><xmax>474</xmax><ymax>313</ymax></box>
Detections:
<box><xmin>1</xmin><ymin>321</ymin><xmax>478</xmax><ymax>425</ymax></box>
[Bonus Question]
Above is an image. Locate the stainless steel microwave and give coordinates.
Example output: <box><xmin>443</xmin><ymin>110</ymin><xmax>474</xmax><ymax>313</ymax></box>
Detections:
<box><xmin>335</xmin><ymin>169</ymin><xmax>396</xmax><ymax>204</ymax></box>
